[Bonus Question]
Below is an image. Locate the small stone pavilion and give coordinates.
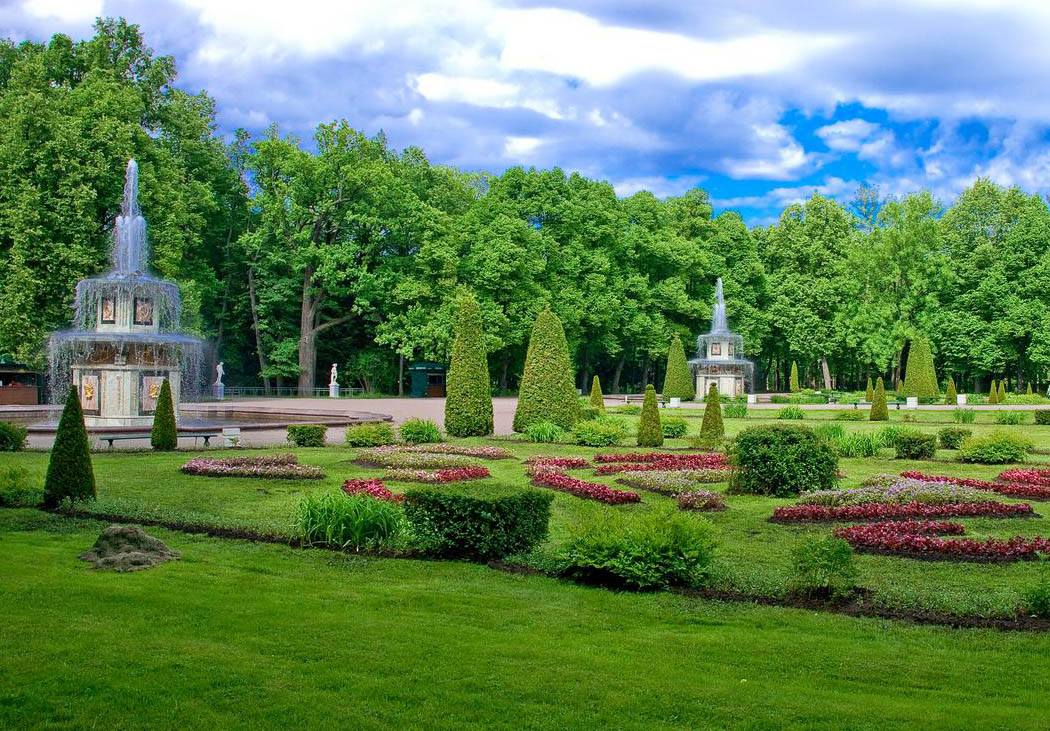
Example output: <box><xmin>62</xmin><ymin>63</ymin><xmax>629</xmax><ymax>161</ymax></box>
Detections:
<box><xmin>689</xmin><ymin>278</ymin><xmax>753</xmax><ymax>397</ymax></box>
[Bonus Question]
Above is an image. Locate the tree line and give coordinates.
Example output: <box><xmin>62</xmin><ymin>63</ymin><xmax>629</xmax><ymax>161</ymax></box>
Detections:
<box><xmin>3</xmin><ymin>20</ymin><xmax>1050</xmax><ymax>397</ymax></box>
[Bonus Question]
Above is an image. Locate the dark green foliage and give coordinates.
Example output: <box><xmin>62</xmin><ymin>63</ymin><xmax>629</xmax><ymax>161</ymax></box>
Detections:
<box><xmin>43</xmin><ymin>386</ymin><xmax>96</xmax><ymax>509</ymax></box>
<box><xmin>945</xmin><ymin>376</ymin><xmax>957</xmax><ymax>405</ymax></box>
<box><xmin>789</xmin><ymin>361</ymin><xmax>800</xmax><ymax>393</ymax></box>
<box><xmin>870</xmin><ymin>377</ymin><xmax>889</xmax><ymax>421</ymax></box>
<box><xmin>513</xmin><ymin>308</ymin><xmax>579</xmax><ymax>432</ymax></box>
<box><xmin>789</xmin><ymin>536</ymin><xmax>858</xmax><ymax>599</ymax></box>
<box><xmin>286</xmin><ymin>424</ymin><xmax>326</xmax><ymax>447</ymax></box>
<box><xmin>294</xmin><ymin>492</ymin><xmax>405</xmax><ymax>551</ymax></box>
<box><xmin>637</xmin><ymin>384</ymin><xmax>663</xmax><ymax>447</ymax></box>
<box><xmin>572</xmin><ymin>417</ymin><xmax>628</xmax><ymax>447</ymax></box>
<box><xmin>865</xmin><ymin>377</ymin><xmax>874</xmax><ymax>402</ymax></box>
<box><xmin>588</xmin><ymin>375</ymin><xmax>605</xmax><ymax>413</ymax></box>
<box><xmin>444</xmin><ymin>294</ymin><xmax>493</xmax><ymax>437</ymax></box>
<box><xmin>892</xmin><ymin>430</ymin><xmax>937</xmax><ymax>460</ymax></box>
<box><xmin>700</xmin><ymin>382</ymin><xmax>725</xmax><ymax>438</ymax></box>
<box><xmin>404</xmin><ymin>488</ymin><xmax>553</xmax><ymax>560</ymax></box>
<box><xmin>938</xmin><ymin>427</ymin><xmax>972</xmax><ymax>450</ymax></box>
<box><xmin>0</xmin><ymin>421</ymin><xmax>27</xmax><ymax>451</ymax></box>
<box><xmin>398</xmin><ymin>418</ymin><xmax>442</xmax><ymax>444</ymax></box>
<box><xmin>662</xmin><ymin>335</ymin><xmax>695</xmax><ymax>401</ymax></box>
<box><xmin>150</xmin><ymin>378</ymin><xmax>177</xmax><ymax>451</ymax></box>
<box><xmin>559</xmin><ymin>506</ymin><xmax>717</xmax><ymax>590</ymax></box>
<box><xmin>958</xmin><ymin>431</ymin><xmax>1033</xmax><ymax>464</ymax></box>
<box><xmin>524</xmin><ymin>421</ymin><xmax>565</xmax><ymax>443</ymax></box>
<box><xmin>989</xmin><ymin>380</ymin><xmax>999</xmax><ymax>405</ymax></box>
<box><xmin>0</xmin><ymin>466</ymin><xmax>40</xmax><ymax>507</ymax></box>
<box><xmin>345</xmin><ymin>422</ymin><xmax>396</xmax><ymax>447</ymax></box>
<box><xmin>661</xmin><ymin>417</ymin><xmax>688</xmax><ymax>439</ymax></box>
<box><xmin>1036</xmin><ymin>410</ymin><xmax>1050</xmax><ymax>426</ymax></box>
<box><xmin>903</xmin><ymin>336</ymin><xmax>938</xmax><ymax>399</ymax></box>
<box><xmin>729</xmin><ymin>424</ymin><xmax>838</xmax><ymax>497</ymax></box>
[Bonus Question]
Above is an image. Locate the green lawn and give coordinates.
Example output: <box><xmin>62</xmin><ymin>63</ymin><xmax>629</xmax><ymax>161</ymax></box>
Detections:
<box><xmin>3</xmin><ymin>508</ymin><xmax>1050</xmax><ymax>729</ymax></box>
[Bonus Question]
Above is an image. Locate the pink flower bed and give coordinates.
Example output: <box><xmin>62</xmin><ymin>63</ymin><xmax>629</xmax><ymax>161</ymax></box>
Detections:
<box><xmin>342</xmin><ymin>478</ymin><xmax>403</xmax><ymax>502</ymax></box>
<box><xmin>901</xmin><ymin>470</ymin><xmax>1050</xmax><ymax>500</ymax></box>
<box><xmin>834</xmin><ymin>520</ymin><xmax>1050</xmax><ymax>561</ymax></box>
<box><xmin>401</xmin><ymin>444</ymin><xmax>514</xmax><ymax>459</ymax></box>
<box><xmin>676</xmin><ymin>489</ymin><xmax>727</xmax><ymax>512</ymax></box>
<box><xmin>594</xmin><ymin>453</ymin><xmax>728</xmax><ymax>474</ymax></box>
<box><xmin>771</xmin><ymin>501</ymin><xmax>1033</xmax><ymax>523</ymax></box>
<box><xmin>383</xmin><ymin>466</ymin><xmax>490</xmax><ymax>483</ymax></box>
<box><xmin>528</xmin><ymin>466</ymin><xmax>640</xmax><ymax>504</ymax></box>
<box><xmin>998</xmin><ymin>468</ymin><xmax>1050</xmax><ymax>487</ymax></box>
<box><xmin>524</xmin><ymin>456</ymin><xmax>590</xmax><ymax>469</ymax></box>
<box><xmin>181</xmin><ymin>454</ymin><xmax>324</xmax><ymax>479</ymax></box>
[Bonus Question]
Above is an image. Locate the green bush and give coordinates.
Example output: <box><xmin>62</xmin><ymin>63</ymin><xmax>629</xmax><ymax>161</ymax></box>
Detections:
<box><xmin>559</xmin><ymin>506</ymin><xmax>717</xmax><ymax>590</ymax></box>
<box><xmin>834</xmin><ymin>410</ymin><xmax>865</xmax><ymax>421</ymax></box>
<box><xmin>287</xmin><ymin>424</ymin><xmax>326</xmax><ymax>447</ymax></box>
<box><xmin>616</xmin><ymin>404</ymin><xmax>641</xmax><ymax>415</ymax></box>
<box><xmin>150</xmin><ymin>378</ymin><xmax>177</xmax><ymax>451</ymax></box>
<box><xmin>999</xmin><ymin>380</ymin><xmax>1007</xmax><ymax>403</ymax></box>
<box><xmin>0</xmin><ymin>421</ymin><xmax>27</xmax><ymax>451</ymax></box>
<box><xmin>729</xmin><ymin>424</ymin><xmax>838</xmax><ymax>497</ymax></box>
<box><xmin>513</xmin><ymin>307</ymin><xmax>579</xmax><ymax>432</ymax></box>
<box><xmin>637</xmin><ymin>384</ymin><xmax>663</xmax><ymax>447</ymax></box>
<box><xmin>958</xmin><ymin>431</ymin><xmax>1033</xmax><ymax>464</ymax></box>
<box><xmin>864</xmin><ymin>377</ymin><xmax>874</xmax><ymax>402</ymax></box>
<box><xmin>699</xmin><ymin>382</ymin><xmax>725</xmax><ymax>439</ymax></box>
<box><xmin>1022</xmin><ymin>573</ymin><xmax>1050</xmax><ymax>618</ymax></box>
<box><xmin>769</xmin><ymin>395</ymin><xmax>790</xmax><ymax>404</ymax></box>
<box><xmin>870</xmin><ymin>377</ymin><xmax>889</xmax><ymax>421</ymax></box>
<box><xmin>43</xmin><ymin>386</ymin><xmax>96</xmax><ymax>509</ymax></box>
<box><xmin>777</xmin><ymin>406</ymin><xmax>805</xmax><ymax>420</ymax></box>
<box><xmin>995</xmin><ymin>411</ymin><xmax>1027</xmax><ymax>425</ymax></box>
<box><xmin>788</xmin><ymin>391</ymin><xmax>828</xmax><ymax>404</ymax></box>
<box><xmin>989</xmin><ymin>380</ymin><xmax>999</xmax><ymax>405</ymax></box>
<box><xmin>662</xmin><ymin>334</ymin><xmax>696</xmax><ymax>401</ymax></box>
<box><xmin>398</xmin><ymin>418</ymin><xmax>442</xmax><ymax>445</ymax></box>
<box><xmin>444</xmin><ymin>293</ymin><xmax>494</xmax><ymax>437</ymax></box>
<box><xmin>573</xmin><ymin>417</ymin><xmax>628</xmax><ymax>447</ymax></box>
<box><xmin>945</xmin><ymin>376</ymin><xmax>957</xmax><ymax>405</ymax></box>
<box><xmin>789</xmin><ymin>536</ymin><xmax>858</xmax><ymax>599</ymax></box>
<box><xmin>0</xmin><ymin>466</ymin><xmax>40</xmax><ymax>507</ymax></box>
<box><xmin>345</xmin><ymin>422</ymin><xmax>396</xmax><ymax>447</ymax></box>
<box><xmin>789</xmin><ymin>361</ymin><xmax>800</xmax><ymax>392</ymax></box>
<box><xmin>1036</xmin><ymin>410</ymin><xmax>1050</xmax><ymax>426</ymax></box>
<box><xmin>588</xmin><ymin>375</ymin><xmax>606</xmax><ymax>413</ymax></box>
<box><xmin>953</xmin><ymin>408</ymin><xmax>976</xmax><ymax>424</ymax></box>
<box><xmin>524</xmin><ymin>421</ymin><xmax>565</xmax><ymax>443</ymax></box>
<box><xmin>1003</xmin><ymin>394</ymin><xmax>1050</xmax><ymax>405</ymax></box>
<box><xmin>578</xmin><ymin>406</ymin><xmax>601</xmax><ymax>421</ymax></box>
<box><xmin>893</xmin><ymin>430</ymin><xmax>937</xmax><ymax>460</ymax></box>
<box><xmin>294</xmin><ymin>492</ymin><xmax>405</xmax><ymax>551</ymax></box>
<box><xmin>661</xmin><ymin>416</ymin><xmax>688</xmax><ymax>439</ymax></box>
<box><xmin>723</xmin><ymin>402</ymin><xmax>747</xmax><ymax>419</ymax></box>
<box><xmin>938</xmin><ymin>427</ymin><xmax>972</xmax><ymax>450</ymax></box>
<box><xmin>404</xmin><ymin>487</ymin><xmax>553</xmax><ymax>560</ymax></box>
<box><xmin>903</xmin><ymin>335</ymin><xmax>938</xmax><ymax>399</ymax></box>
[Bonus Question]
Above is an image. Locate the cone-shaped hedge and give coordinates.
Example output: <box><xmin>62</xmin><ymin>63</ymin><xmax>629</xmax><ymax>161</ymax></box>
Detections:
<box><xmin>444</xmin><ymin>293</ymin><xmax>494</xmax><ymax>437</ymax></box>
<box><xmin>1028</xmin><ymin>382</ymin><xmax>1034</xmax><ymax>396</ymax></box>
<box><xmin>513</xmin><ymin>307</ymin><xmax>579</xmax><ymax>432</ymax></box>
<box><xmin>945</xmin><ymin>376</ymin><xmax>957</xmax><ymax>405</ymax></box>
<box><xmin>699</xmin><ymin>382</ymin><xmax>725</xmax><ymax>440</ymax></box>
<box><xmin>999</xmin><ymin>380</ymin><xmax>1007</xmax><ymax>403</ymax></box>
<box><xmin>151</xmin><ymin>378</ymin><xmax>178</xmax><ymax>451</ymax></box>
<box><xmin>588</xmin><ymin>375</ymin><xmax>605</xmax><ymax>414</ymax></box>
<box><xmin>637</xmin><ymin>384</ymin><xmax>663</xmax><ymax>447</ymax></box>
<box><xmin>789</xmin><ymin>361</ymin><xmax>800</xmax><ymax>393</ymax></box>
<box><xmin>865</xmin><ymin>376</ymin><xmax>874</xmax><ymax>402</ymax></box>
<box><xmin>989</xmin><ymin>380</ymin><xmax>998</xmax><ymax>405</ymax></box>
<box><xmin>43</xmin><ymin>386</ymin><xmax>96</xmax><ymax>509</ymax></box>
<box><xmin>896</xmin><ymin>379</ymin><xmax>904</xmax><ymax>395</ymax></box>
<box><xmin>870</xmin><ymin>377</ymin><xmax>889</xmax><ymax>421</ymax></box>
<box><xmin>662</xmin><ymin>334</ymin><xmax>695</xmax><ymax>401</ymax></box>
<box><xmin>903</xmin><ymin>336</ymin><xmax>938</xmax><ymax>399</ymax></box>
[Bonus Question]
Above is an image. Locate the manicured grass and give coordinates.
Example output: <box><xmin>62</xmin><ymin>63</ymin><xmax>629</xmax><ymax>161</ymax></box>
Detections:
<box><xmin>3</xmin><ymin>509</ymin><xmax>1050</xmax><ymax>729</ymax></box>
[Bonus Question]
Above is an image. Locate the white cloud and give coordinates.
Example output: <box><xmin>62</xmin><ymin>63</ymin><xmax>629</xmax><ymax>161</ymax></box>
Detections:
<box><xmin>503</xmin><ymin>136</ymin><xmax>542</xmax><ymax>159</ymax></box>
<box><xmin>613</xmin><ymin>175</ymin><xmax>706</xmax><ymax>198</ymax></box>
<box><xmin>714</xmin><ymin>176</ymin><xmax>860</xmax><ymax>211</ymax></box>
<box><xmin>816</xmin><ymin>119</ymin><xmax>881</xmax><ymax>152</ymax></box>
<box><xmin>21</xmin><ymin>0</ymin><xmax>101</xmax><ymax>23</ymax></box>
<box><xmin>412</xmin><ymin>73</ymin><xmax>571</xmax><ymax>120</ymax></box>
<box><xmin>721</xmin><ymin>124</ymin><xmax>815</xmax><ymax>180</ymax></box>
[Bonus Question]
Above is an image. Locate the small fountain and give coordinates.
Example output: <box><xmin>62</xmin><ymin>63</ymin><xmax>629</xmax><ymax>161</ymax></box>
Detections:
<box><xmin>47</xmin><ymin>160</ymin><xmax>203</xmax><ymax>426</ymax></box>
<box><xmin>688</xmin><ymin>278</ymin><xmax>754</xmax><ymax>396</ymax></box>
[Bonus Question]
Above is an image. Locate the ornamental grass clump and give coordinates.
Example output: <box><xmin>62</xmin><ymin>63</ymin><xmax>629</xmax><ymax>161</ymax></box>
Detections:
<box><xmin>995</xmin><ymin>411</ymin><xmax>1027</xmax><ymax>425</ymax></box>
<box><xmin>444</xmin><ymin>293</ymin><xmax>494</xmax><ymax>437</ymax></box>
<box><xmin>953</xmin><ymin>408</ymin><xmax>976</xmax><ymax>424</ymax></box>
<box><xmin>637</xmin><ymin>384</ymin><xmax>663</xmax><ymax>447</ymax></box>
<box><xmin>150</xmin><ymin>378</ymin><xmax>177</xmax><ymax>451</ymax></box>
<box><xmin>0</xmin><ymin>466</ymin><xmax>41</xmax><ymax>507</ymax></box>
<box><xmin>398</xmin><ymin>418</ymin><xmax>442</xmax><ymax>444</ymax></box>
<box><xmin>43</xmin><ymin>386</ymin><xmax>96</xmax><ymax>509</ymax></box>
<box><xmin>524</xmin><ymin>420</ymin><xmax>564</xmax><ymax>444</ymax></box>
<box><xmin>777</xmin><ymin>406</ymin><xmax>805</xmax><ymax>420</ymax></box>
<box><xmin>0</xmin><ymin>421</ymin><xmax>27</xmax><ymax>451</ymax></box>
<box><xmin>294</xmin><ymin>491</ymin><xmax>406</xmax><ymax>551</ymax></box>
<box><xmin>729</xmin><ymin>424</ymin><xmax>838</xmax><ymax>498</ymax></box>
<box><xmin>571</xmin><ymin>416</ymin><xmax>628</xmax><ymax>447</ymax></box>
<box><xmin>869</xmin><ymin>377</ymin><xmax>889</xmax><ymax>421</ymax></box>
<box><xmin>513</xmin><ymin>307</ymin><xmax>579</xmax><ymax>432</ymax></box>
<box><xmin>662</xmin><ymin>334</ymin><xmax>695</xmax><ymax>401</ymax></box>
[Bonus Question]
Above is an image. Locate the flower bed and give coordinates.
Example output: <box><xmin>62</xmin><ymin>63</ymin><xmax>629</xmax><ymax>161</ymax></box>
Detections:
<box><xmin>352</xmin><ymin>447</ymin><xmax>479</xmax><ymax>469</ymax></box>
<box><xmin>382</xmin><ymin>466</ymin><xmax>490</xmax><ymax>483</ymax></box>
<box><xmin>615</xmin><ymin>470</ymin><xmax>728</xmax><ymax>495</ymax></box>
<box><xmin>834</xmin><ymin>520</ymin><xmax>1050</xmax><ymax>561</ymax></box>
<box><xmin>400</xmin><ymin>444</ymin><xmax>514</xmax><ymax>459</ymax></box>
<box><xmin>797</xmin><ymin>478</ymin><xmax>995</xmax><ymax>507</ymax></box>
<box><xmin>771</xmin><ymin>501</ymin><xmax>1034</xmax><ymax>523</ymax></box>
<box><xmin>676</xmin><ymin>489</ymin><xmax>727</xmax><ymax>512</ymax></box>
<box><xmin>342</xmin><ymin>478</ymin><xmax>403</xmax><ymax>502</ymax></box>
<box><xmin>594</xmin><ymin>453</ymin><xmax>729</xmax><ymax>474</ymax></box>
<box><xmin>595</xmin><ymin>451</ymin><xmax>727</xmax><ymax>465</ymax></box>
<box><xmin>180</xmin><ymin>454</ymin><xmax>324</xmax><ymax>479</ymax></box>
<box><xmin>524</xmin><ymin>456</ymin><xmax>590</xmax><ymax>469</ymax></box>
<box><xmin>901</xmin><ymin>470</ymin><xmax>1050</xmax><ymax>500</ymax></box>
<box><xmin>528</xmin><ymin>466</ymin><xmax>640</xmax><ymax>504</ymax></box>
<box><xmin>998</xmin><ymin>468</ymin><xmax>1050</xmax><ymax>487</ymax></box>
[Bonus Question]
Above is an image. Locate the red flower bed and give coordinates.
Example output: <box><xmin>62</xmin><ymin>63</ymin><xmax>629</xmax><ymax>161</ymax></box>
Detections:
<box><xmin>834</xmin><ymin>520</ymin><xmax>1050</xmax><ymax>561</ymax></box>
<box><xmin>771</xmin><ymin>501</ymin><xmax>1033</xmax><ymax>523</ymax></box>
<box><xmin>999</xmin><ymin>469</ymin><xmax>1050</xmax><ymax>487</ymax></box>
<box><xmin>902</xmin><ymin>470</ymin><xmax>1050</xmax><ymax>500</ymax></box>
<box><xmin>529</xmin><ymin>467</ymin><xmax>640</xmax><ymax>504</ymax></box>
<box><xmin>595</xmin><ymin>453</ymin><xmax>728</xmax><ymax>474</ymax></box>
<box><xmin>524</xmin><ymin>456</ymin><xmax>590</xmax><ymax>469</ymax></box>
<box><xmin>342</xmin><ymin>478</ymin><xmax>403</xmax><ymax>502</ymax></box>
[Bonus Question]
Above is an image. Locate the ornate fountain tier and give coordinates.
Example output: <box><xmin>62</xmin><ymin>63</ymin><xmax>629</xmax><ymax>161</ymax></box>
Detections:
<box><xmin>47</xmin><ymin>159</ymin><xmax>202</xmax><ymax>427</ymax></box>
<box><xmin>688</xmin><ymin>278</ymin><xmax>754</xmax><ymax>396</ymax></box>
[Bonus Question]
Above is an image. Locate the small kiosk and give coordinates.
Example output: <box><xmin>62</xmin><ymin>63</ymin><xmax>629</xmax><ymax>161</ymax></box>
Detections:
<box><xmin>408</xmin><ymin>362</ymin><xmax>447</xmax><ymax>397</ymax></box>
<box><xmin>0</xmin><ymin>355</ymin><xmax>42</xmax><ymax>405</ymax></box>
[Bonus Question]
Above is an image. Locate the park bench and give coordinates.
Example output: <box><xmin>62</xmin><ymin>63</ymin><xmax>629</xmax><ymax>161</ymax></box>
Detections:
<box><xmin>99</xmin><ymin>431</ymin><xmax>221</xmax><ymax>449</ymax></box>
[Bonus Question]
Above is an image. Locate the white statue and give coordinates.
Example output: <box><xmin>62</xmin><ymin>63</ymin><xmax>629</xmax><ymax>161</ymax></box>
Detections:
<box><xmin>330</xmin><ymin>363</ymin><xmax>338</xmax><ymax>386</ymax></box>
<box><xmin>214</xmin><ymin>361</ymin><xmax>224</xmax><ymax>385</ymax></box>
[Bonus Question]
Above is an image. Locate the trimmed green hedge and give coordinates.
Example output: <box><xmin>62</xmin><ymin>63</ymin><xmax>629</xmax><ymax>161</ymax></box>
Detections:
<box><xmin>699</xmin><ymin>382</ymin><xmax>724</xmax><ymax>438</ymax></box>
<box><xmin>287</xmin><ymin>424</ymin><xmax>326</xmax><ymax>447</ymax></box>
<box><xmin>444</xmin><ymin>293</ymin><xmax>494</xmax><ymax>437</ymax></box>
<box><xmin>938</xmin><ymin>427</ymin><xmax>971</xmax><ymax>450</ymax></box>
<box><xmin>43</xmin><ymin>386</ymin><xmax>95</xmax><ymax>509</ymax></box>
<box><xmin>893</xmin><ymin>430</ymin><xmax>937</xmax><ymax>460</ymax></box>
<box><xmin>345</xmin><ymin>422</ymin><xmax>395</xmax><ymax>447</ymax></box>
<box><xmin>150</xmin><ymin>378</ymin><xmax>177</xmax><ymax>451</ymax></box>
<box><xmin>662</xmin><ymin>334</ymin><xmax>695</xmax><ymax>401</ymax></box>
<box><xmin>513</xmin><ymin>307</ymin><xmax>579</xmax><ymax>432</ymax></box>
<box><xmin>729</xmin><ymin>424</ymin><xmax>838</xmax><ymax>497</ymax></box>
<box><xmin>870</xmin><ymin>377</ymin><xmax>889</xmax><ymax>421</ymax></box>
<box><xmin>637</xmin><ymin>384</ymin><xmax>663</xmax><ymax>447</ymax></box>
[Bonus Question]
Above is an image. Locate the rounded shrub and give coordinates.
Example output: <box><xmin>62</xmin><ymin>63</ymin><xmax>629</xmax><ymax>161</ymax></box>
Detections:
<box><xmin>444</xmin><ymin>293</ymin><xmax>493</xmax><ymax>437</ymax></box>
<box><xmin>661</xmin><ymin>416</ymin><xmax>688</xmax><ymax>439</ymax></box>
<box><xmin>1036</xmin><ymin>410</ymin><xmax>1050</xmax><ymax>426</ymax></box>
<box><xmin>637</xmin><ymin>384</ymin><xmax>663</xmax><ymax>447</ymax></box>
<box><xmin>513</xmin><ymin>307</ymin><xmax>579</xmax><ymax>432</ymax></box>
<box><xmin>150</xmin><ymin>378</ymin><xmax>177</xmax><ymax>451</ymax></box>
<box><xmin>938</xmin><ymin>426</ymin><xmax>972</xmax><ymax>450</ymax></box>
<box><xmin>662</xmin><ymin>334</ymin><xmax>695</xmax><ymax>401</ymax></box>
<box><xmin>0</xmin><ymin>421</ymin><xmax>28</xmax><ymax>452</ymax></box>
<box><xmin>572</xmin><ymin>417</ymin><xmax>628</xmax><ymax>447</ymax></box>
<box><xmin>588</xmin><ymin>375</ymin><xmax>606</xmax><ymax>413</ymax></box>
<box><xmin>729</xmin><ymin>424</ymin><xmax>838</xmax><ymax>497</ymax></box>
<box><xmin>958</xmin><ymin>431</ymin><xmax>1033</xmax><ymax>464</ymax></box>
<box><xmin>287</xmin><ymin>424</ymin><xmax>327</xmax><ymax>447</ymax></box>
<box><xmin>345</xmin><ymin>422</ymin><xmax>395</xmax><ymax>447</ymax></box>
<box><xmin>892</xmin><ymin>430</ymin><xmax>937</xmax><ymax>460</ymax></box>
<box><xmin>870</xmin><ymin>377</ymin><xmax>889</xmax><ymax>421</ymax></box>
<box><xmin>43</xmin><ymin>386</ymin><xmax>96</xmax><ymax>509</ymax></box>
<box><xmin>398</xmin><ymin>418</ymin><xmax>442</xmax><ymax>445</ymax></box>
<box><xmin>789</xmin><ymin>536</ymin><xmax>858</xmax><ymax>599</ymax></box>
<box><xmin>700</xmin><ymin>382</ymin><xmax>725</xmax><ymax>439</ymax></box>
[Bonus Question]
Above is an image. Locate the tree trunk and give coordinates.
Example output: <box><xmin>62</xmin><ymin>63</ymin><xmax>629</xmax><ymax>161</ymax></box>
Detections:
<box><xmin>500</xmin><ymin>352</ymin><xmax>510</xmax><ymax>394</ymax></box>
<box><xmin>611</xmin><ymin>356</ymin><xmax>626</xmax><ymax>394</ymax></box>
<box><xmin>297</xmin><ymin>268</ymin><xmax>318</xmax><ymax>396</ymax></box>
<box><xmin>821</xmin><ymin>357</ymin><xmax>832</xmax><ymax>391</ymax></box>
<box><xmin>398</xmin><ymin>354</ymin><xmax>404</xmax><ymax>397</ymax></box>
<box><xmin>246</xmin><ymin>266</ymin><xmax>271</xmax><ymax>394</ymax></box>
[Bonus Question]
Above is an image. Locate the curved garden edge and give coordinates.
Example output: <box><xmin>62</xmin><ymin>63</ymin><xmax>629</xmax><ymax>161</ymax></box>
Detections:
<box><xmin>28</xmin><ymin>505</ymin><xmax>1050</xmax><ymax>634</ymax></box>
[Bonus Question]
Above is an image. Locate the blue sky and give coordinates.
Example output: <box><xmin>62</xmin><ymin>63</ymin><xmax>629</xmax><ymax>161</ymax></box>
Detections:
<box><xmin>6</xmin><ymin>0</ymin><xmax>1050</xmax><ymax>224</ymax></box>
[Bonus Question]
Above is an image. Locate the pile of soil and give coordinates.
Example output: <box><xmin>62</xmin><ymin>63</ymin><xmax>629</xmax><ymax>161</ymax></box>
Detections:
<box><xmin>79</xmin><ymin>525</ymin><xmax>181</xmax><ymax>572</ymax></box>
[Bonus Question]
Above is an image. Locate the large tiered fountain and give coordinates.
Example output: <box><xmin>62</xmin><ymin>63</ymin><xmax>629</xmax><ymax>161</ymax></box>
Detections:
<box><xmin>688</xmin><ymin>278</ymin><xmax>754</xmax><ymax>396</ymax></box>
<box><xmin>48</xmin><ymin>160</ymin><xmax>203</xmax><ymax>427</ymax></box>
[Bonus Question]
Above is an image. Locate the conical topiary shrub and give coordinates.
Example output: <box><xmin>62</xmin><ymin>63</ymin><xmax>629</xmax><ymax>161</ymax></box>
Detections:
<box><xmin>903</xmin><ymin>336</ymin><xmax>938</xmax><ymax>399</ymax></box>
<box><xmin>789</xmin><ymin>361</ymin><xmax>800</xmax><ymax>393</ymax></box>
<box><xmin>662</xmin><ymin>334</ymin><xmax>695</xmax><ymax>401</ymax></box>
<box><xmin>699</xmin><ymin>382</ymin><xmax>724</xmax><ymax>440</ymax></box>
<box><xmin>989</xmin><ymin>380</ymin><xmax>998</xmax><ymax>405</ymax></box>
<box><xmin>444</xmin><ymin>293</ymin><xmax>494</xmax><ymax>437</ymax></box>
<box><xmin>999</xmin><ymin>380</ymin><xmax>1007</xmax><ymax>403</ymax></box>
<box><xmin>865</xmin><ymin>376</ymin><xmax>874</xmax><ymax>402</ymax></box>
<box><xmin>896</xmin><ymin>379</ymin><xmax>904</xmax><ymax>395</ymax></box>
<box><xmin>513</xmin><ymin>307</ymin><xmax>579</xmax><ymax>432</ymax></box>
<box><xmin>1028</xmin><ymin>382</ymin><xmax>1034</xmax><ymax>396</ymax></box>
<box><xmin>870</xmin><ymin>377</ymin><xmax>888</xmax><ymax>421</ymax></box>
<box><xmin>637</xmin><ymin>384</ymin><xmax>663</xmax><ymax>447</ymax></box>
<box><xmin>589</xmin><ymin>375</ymin><xmax>605</xmax><ymax>414</ymax></box>
<box><xmin>43</xmin><ymin>386</ymin><xmax>96</xmax><ymax>509</ymax></box>
<box><xmin>945</xmin><ymin>376</ymin><xmax>957</xmax><ymax>405</ymax></box>
<box><xmin>151</xmin><ymin>378</ymin><xmax>177</xmax><ymax>451</ymax></box>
